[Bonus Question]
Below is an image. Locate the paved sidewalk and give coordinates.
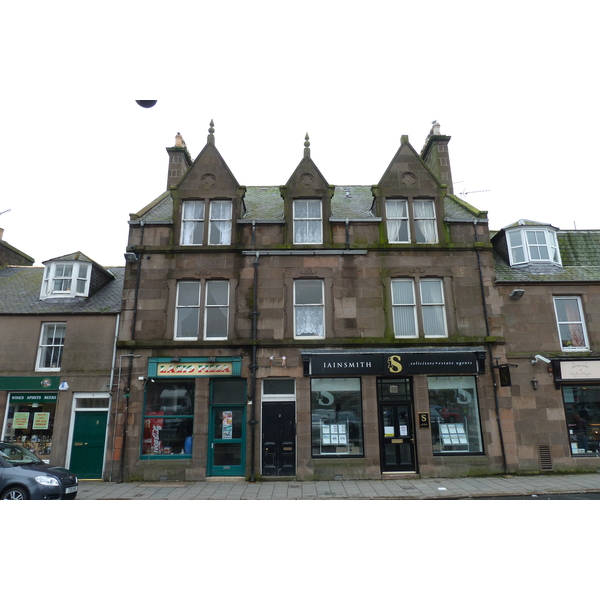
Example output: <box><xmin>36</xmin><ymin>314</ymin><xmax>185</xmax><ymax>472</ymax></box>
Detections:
<box><xmin>76</xmin><ymin>472</ymin><xmax>600</xmax><ymax>500</ymax></box>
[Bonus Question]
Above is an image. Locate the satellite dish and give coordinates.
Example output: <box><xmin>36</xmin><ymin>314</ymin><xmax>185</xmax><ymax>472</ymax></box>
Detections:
<box><xmin>136</xmin><ymin>100</ymin><xmax>157</xmax><ymax>108</ymax></box>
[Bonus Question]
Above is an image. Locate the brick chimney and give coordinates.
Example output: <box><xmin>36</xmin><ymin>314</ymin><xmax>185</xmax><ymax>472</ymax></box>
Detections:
<box><xmin>420</xmin><ymin>121</ymin><xmax>454</xmax><ymax>194</ymax></box>
<box><xmin>166</xmin><ymin>132</ymin><xmax>192</xmax><ymax>189</ymax></box>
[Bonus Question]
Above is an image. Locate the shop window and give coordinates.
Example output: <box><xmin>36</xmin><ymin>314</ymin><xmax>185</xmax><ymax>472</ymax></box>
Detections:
<box><xmin>141</xmin><ymin>380</ymin><xmax>194</xmax><ymax>458</ymax></box>
<box><xmin>391</xmin><ymin>279</ymin><xmax>447</xmax><ymax>338</ymax></box>
<box><xmin>506</xmin><ymin>227</ymin><xmax>561</xmax><ymax>266</ymax></box>
<box><xmin>36</xmin><ymin>323</ymin><xmax>66</xmax><ymax>371</ymax></box>
<box><xmin>385</xmin><ymin>198</ymin><xmax>437</xmax><ymax>244</ymax></box>
<box><xmin>2</xmin><ymin>393</ymin><xmax>57</xmax><ymax>458</ymax></box>
<box><xmin>175</xmin><ymin>280</ymin><xmax>229</xmax><ymax>340</ymax></box>
<box><xmin>553</xmin><ymin>297</ymin><xmax>588</xmax><ymax>351</ymax></box>
<box><xmin>294</xmin><ymin>280</ymin><xmax>325</xmax><ymax>339</ymax></box>
<box><xmin>40</xmin><ymin>262</ymin><xmax>91</xmax><ymax>299</ymax></box>
<box><xmin>563</xmin><ymin>385</ymin><xmax>600</xmax><ymax>455</ymax></box>
<box><xmin>428</xmin><ymin>376</ymin><xmax>483</xmax><ymax>454</ymax></box>
<box><xmin>293</xmin><ymin>199</ymin><xmax>322</xmax><ymax>244</ymax></box>
<box><xmin>311</xmin><ymin>378</ymin><xmax>364</xmax><ymax>457</ymax></box>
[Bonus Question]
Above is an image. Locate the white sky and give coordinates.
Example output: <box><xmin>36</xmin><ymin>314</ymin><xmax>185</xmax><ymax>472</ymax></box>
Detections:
<box><xmin>1</xmin><ymin>1</ymin><xmax>597</xmax><ymax>267</ymax></box>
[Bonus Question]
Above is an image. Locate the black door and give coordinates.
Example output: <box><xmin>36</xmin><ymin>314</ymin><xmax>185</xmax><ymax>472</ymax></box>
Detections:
<box><xmin>378</xmin><ymin>403</ymin><xmax>416</xmax><ymax>472</ymax></box>
<box><xmin>262</xmin><ymin>402</ymin><xmax>295</xmax><ymax>476</ymax></box>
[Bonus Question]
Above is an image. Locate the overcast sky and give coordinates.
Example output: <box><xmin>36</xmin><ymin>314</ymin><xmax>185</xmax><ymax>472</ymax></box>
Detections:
<box><xmin>1</xmin><ymin>1</ymin><xmax>597</xmax><ymax>267</ymax></box>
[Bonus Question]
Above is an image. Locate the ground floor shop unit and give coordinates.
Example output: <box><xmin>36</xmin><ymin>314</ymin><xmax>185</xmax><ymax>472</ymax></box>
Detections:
<box><xmin>115</xmin><ymin>347</ymin><xmax>517</xmax><ymax>482</ymax></box>
<box><xmin>0</xmin><ymin>376</ymin><xmax>112</xmax><ymax>480</ymax></box>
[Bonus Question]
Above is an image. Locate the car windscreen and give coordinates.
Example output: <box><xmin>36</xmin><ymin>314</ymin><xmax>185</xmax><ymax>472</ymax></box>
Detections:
<box><xmin>0</xmin><ymin>443</ymin><xmax>43</xmax><ymax>465</ymax></box>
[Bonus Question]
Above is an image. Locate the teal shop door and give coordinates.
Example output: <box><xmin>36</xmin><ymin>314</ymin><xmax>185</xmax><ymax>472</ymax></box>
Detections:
<box><xmin>69</xmin><ymin>411</ymin><xmax>108</xmax><ymax>479</ymax></box>
<box><xmin>207</xmin><ymin>406</ymin><xmax>246</xmax><ymax>477</ymax></box>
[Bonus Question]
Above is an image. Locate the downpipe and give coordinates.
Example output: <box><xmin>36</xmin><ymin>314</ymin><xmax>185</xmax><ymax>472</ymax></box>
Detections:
<box><xmin>249</xmin><ymin>251</ymin><xmax>260</xmax><ymax>481</ymax></box>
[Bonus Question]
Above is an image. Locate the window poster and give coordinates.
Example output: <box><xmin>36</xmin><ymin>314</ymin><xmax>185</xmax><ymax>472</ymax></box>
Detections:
<box><xmin>33</xmin><ymin>413</ymin><xmax>50</xmax><ymax>430</ymax></box>
<box><xmin>222</xmin><ymin>411</ymin><xmax>233</xmax><ymax>439</ymax></box>
<box><xmin>400</xmin><ymin>425</ymin><xmax>408</xmax><ymax>436</ymax></box>
<box><xmin>384</xmin><ymin>426</ymin><xmax>395</xmax><ymax>437</ymax></box>
<box><xmin>13</xmin><ymin>413</ymin><xmax>30</xmax><ymax>429</ymax></box>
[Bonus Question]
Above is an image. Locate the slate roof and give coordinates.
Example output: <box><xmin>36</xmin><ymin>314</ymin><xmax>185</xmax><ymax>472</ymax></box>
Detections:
<box><xmin>133</xmin><ymin>186</ymin><xmax>482</xmax><ymax>223</ymax></box>
<box><xmin>493</xmin><ymin>230</ymin><xmax>600</xmax><ymax>283</ymax></box>
<box><xmin>0</xmin><ymin>266</ymin><xmax>125</xmax><ymax>314</ymax></box>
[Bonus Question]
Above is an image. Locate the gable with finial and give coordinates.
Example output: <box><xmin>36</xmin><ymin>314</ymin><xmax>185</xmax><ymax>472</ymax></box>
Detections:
<box><xmin>284</xmin><ymin>133</ymin><xmax>330</xmax><ymax>197</ymax></box>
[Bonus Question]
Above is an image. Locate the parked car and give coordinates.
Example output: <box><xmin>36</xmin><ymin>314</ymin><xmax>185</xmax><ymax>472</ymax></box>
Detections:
<box><xmin>0</xmin><ymin>442</ymin><xmax>78</xmax><ymax>500</ymax></box>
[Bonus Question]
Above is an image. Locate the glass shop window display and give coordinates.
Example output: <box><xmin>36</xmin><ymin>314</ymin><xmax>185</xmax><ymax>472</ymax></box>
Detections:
<box><xmin>428</xmin><ymin>376</ymin><xmax>483</xmax><ymax>454</ymax></box>
<box><xmin>3</xmin><ymin>396</ymin><xmax>56</xmax><ymax>458</ymax></box>
<box><xmin>142</xmin><ymin>380</ymin><xmax>194</xmax><ymax>457</ymax></box>
<box><xmin>311</xmin><ymin>378</ymin><xmax>364</xmax><ymax>457</ymax></box>
<box><xmin>563</xmin><ymin>385</ymin><xmax>600</xmax><ymax>455</ymax></box>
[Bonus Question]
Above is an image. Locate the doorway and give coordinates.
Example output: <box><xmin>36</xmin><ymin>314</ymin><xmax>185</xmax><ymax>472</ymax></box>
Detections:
<box><xmin>377</xmin><ymin>378</ymin><xmax>416</xmax><ymax>473</ymax></box>
<box><xmin>69</xmin><ymin>411</ymin><xmax>108</xmax><ymax>479</ymax></box>
<box><xmin>262</xmin><ymin>402</ymin><xmax>296</xmax><ymax>476</ymax></box>
<box><xmin>207</xmin><ymin>406</ymin><xmax>246</xmax><ymax>477</ymax></box>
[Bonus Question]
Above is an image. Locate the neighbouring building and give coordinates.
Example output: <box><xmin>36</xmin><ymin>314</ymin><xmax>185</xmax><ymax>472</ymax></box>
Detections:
<box><xmin>492</xmin><ymin>221</ymin><xmax>600</xmax><ymax>472</ymax></box>
<box><xmin>0</xmin><ymin>251</ymin><xmax>124</xmax><ymax>480</ymax></box>
<box><xmin>109</xmin><ymin>121</ymin><xmax>514</xmax><ymax>482</ymax></box>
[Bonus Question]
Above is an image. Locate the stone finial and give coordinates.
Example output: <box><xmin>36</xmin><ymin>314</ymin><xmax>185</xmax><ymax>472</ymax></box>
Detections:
<box><xmin>175</xmin><ymin>132</ymin><xmax>186</xmax><ymax>147</ymax></box>
<box><xmin>208</xmin><ymin>119</ymin><xmax>215</xmax><ymax>145</ymax></box>
<box><xmin>304</xmin><ymin>132</ymin><xmax>310</xmax><ymax>158</ymax></box>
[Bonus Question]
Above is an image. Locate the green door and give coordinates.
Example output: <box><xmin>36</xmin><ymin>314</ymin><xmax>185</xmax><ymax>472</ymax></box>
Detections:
<box><xmin>69</xmin><ymin>411</ymin><xmax>108</xmax><ymax>479</ymax></box>
<box><xmin>207</xmin><ymin>406</ymin><xmax>246</xmax><ymax>477</ymax></box>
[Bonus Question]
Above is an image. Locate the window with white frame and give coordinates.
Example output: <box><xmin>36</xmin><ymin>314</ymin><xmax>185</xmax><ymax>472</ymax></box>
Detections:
<box><xmin>385</xmin><ymin>198</ymin><xmax>437</xmax><ymax>244</ymax></box>
<box><xmin>36</xmin><ymin>323</ymin><xmax>66</xmax><ymax>371</ymax></box>
<box><xmin>209</xmin><ymin>201</ymin><xmax>233</xmax><ymax>245</ymax></box>
<box><xmin>386</xmin><ymin>200</ymin><xmax>409</xmax><ymax>243</ymax></box>
<box><xmin>181</xmin><ymin>201</ymin><xmax>205</xmax><ymax>245</ymax></box>
<box><xmin>293</xmin><ymin>200</ymin><xmax>322</xmax><ymax>244</ymax></box>
<box><xmin>507</xmin><ymin>228</ymin><xmax>561</xmax><ymax>266</ymax></box>
<box><xmin>204</xmin><ymin>280</ymin><xmax>230</xmax><ymax>340</ymax></box>
<box><xmin>391</xmin><ymin>279</ymin><xmax>447</xmax><ymax>338</ymax></box>
<box><xmin>40</xmin><ymin>262</ymin><xmax>91</xmax><ymax>299</ymax></box>
<box><xmin>175</xmin><ymin>281</ymin><xmax>229</xmax><ymax>341</ymax></box>
<box><xmin>294</xmin><ymin>280</ymin><xmax>325</xmax><ymax>338</ymax></box>
<box><xmin>554</xmin><ymin>297</ymin><xmax>588</xmax><ymax>350</ymax></box>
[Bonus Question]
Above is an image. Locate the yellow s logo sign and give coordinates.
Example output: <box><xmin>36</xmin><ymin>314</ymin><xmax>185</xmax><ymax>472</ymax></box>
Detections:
<box><xmin>387</xmin><ymin>355</ymin><xmax>402</xmax><ymax>373</ymax></box>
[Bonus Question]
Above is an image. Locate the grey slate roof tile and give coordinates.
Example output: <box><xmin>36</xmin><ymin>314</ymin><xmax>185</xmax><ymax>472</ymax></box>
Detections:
<box><xmin>0</xmin><ymin>266</ymin><xmax>125</xmax><ymax>314</ymax></box>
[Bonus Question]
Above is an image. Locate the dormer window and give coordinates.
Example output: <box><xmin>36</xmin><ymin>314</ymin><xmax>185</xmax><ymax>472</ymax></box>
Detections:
<box><xmin>385</xmin><ymin>198</ymin><xmax>437</xmax><ymax>244</ymax></box>
<box><xmin>293</xmin><ymin>199</ymin><xmax>322</xmax><ymax>244</ymax></box>
<box><xmin>181</xmin><ymin>200</ymin><xmax>232</xmax><ymax>246</ymax></box>
<box><xmin>41</xmin><ymin>262</ymin><xmax>91</xmax><ymax>299</ymax></box>
<box><xmin>507</xmin><ymin>227</ymin><xmax>561</xmax><ymax>266</ymax></box>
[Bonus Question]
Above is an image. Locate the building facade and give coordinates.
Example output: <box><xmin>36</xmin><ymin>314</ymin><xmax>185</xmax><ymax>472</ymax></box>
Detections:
<box><xmin>492</xmin><ymin>221</ymin><xmax>600</xmax><ymax>473</ymax></box>
<box><xmin>109</xmin><ymin>122</ymin><xmax>512</xmax><ymax>482</ymax></box>
<box><xmin>0</xmin><ymin>251</ymin><xmax>124</xmax><ymax>480</ymax></box>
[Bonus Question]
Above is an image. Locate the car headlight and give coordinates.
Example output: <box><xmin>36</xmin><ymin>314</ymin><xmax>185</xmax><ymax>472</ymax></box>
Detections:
<box><xmin>35</xmin><ymin>475</ymin><xmax>60</xmax><ymax>486</ymax></box>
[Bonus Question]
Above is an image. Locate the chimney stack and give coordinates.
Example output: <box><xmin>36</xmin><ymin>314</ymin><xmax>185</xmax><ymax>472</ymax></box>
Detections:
<box><xmin>420</xmin><ymin>121</ymin><xmax>454</xmax><ymax>195</ymax></box>
<box><xmin>166</xmin><ymin>132</ymin><xmax>192</xmax><ymax>189</ymax></box>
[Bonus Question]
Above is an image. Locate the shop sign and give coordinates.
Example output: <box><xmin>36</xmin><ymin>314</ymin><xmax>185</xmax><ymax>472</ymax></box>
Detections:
<box><xmin>157</xmin><ymin>362</ymin><xmax>234</xmax><ymax>377</ymax></box>
<box><xmin>560</xmin><ymin>361</ymin><xmax>600</xmax><ymax>381</ymax></box>
<box><xmin>32</xmin><ymin>413</ymin><xmax>51</xmax><ymax>430</ymax></box>
<box><xmin>0</xmin><ymin>376</ymin><xmax>60</xmax><ymax>391</ymax></box>
<box><xmin>9</xmin><ymin>393</ymin><xmax>58</xmax><ymax>403</ymax></box>
<box><xmin>13</xmin><ymin>413</ymin><xmax>30</xmax><ymax>429</ymax></box>
<box><xmin>418</xmin><ymin>412</ymin><xmax>430</xmax><ymax>428</ymax></box>
<box><xmin>309</xmin><ymin>352</ymin><xmax>479</xmax><ymax>376</ymax></box>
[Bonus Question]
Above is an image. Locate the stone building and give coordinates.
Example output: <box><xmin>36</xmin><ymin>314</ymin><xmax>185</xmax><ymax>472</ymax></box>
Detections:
<box><xmin>0</xmin><ymin>250</ymin><xmax>124</xmax><ymax>479</ymax></box>
<box><xmin>110</xmin><ymin>121</ymin><xmax>511</xmax><ymax>482</ymax></box>
<box><xmin>492</xmin><ymin>221</ymin><xmax>600</xmax><ymax>472</ymax></box>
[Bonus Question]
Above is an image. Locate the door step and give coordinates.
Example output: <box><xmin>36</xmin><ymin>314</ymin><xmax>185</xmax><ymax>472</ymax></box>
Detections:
<box><xmin>381</xmin><ymin>472</ymin><xmax>420</xmax><ymax>480</ymax></box>
<box><xmin>206</xmin><ymin>476</ymin><xmax>246</xmax><ymax>483</ymax></box>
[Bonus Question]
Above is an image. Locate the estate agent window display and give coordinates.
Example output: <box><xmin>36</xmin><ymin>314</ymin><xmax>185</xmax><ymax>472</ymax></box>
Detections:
<box><xmin>310</xmin><ymin>378</ymin><xmax>364</xmax><ymax>457</ymax></box>
<box><xmin>427</xmin><ymin>376</ymin><xmax>483</xmax><ymax>454</ymax></box>
<box><xmin>563</xmin><ymin>385</ymin><xmax>600</xmax><ymax>455</ymax></box>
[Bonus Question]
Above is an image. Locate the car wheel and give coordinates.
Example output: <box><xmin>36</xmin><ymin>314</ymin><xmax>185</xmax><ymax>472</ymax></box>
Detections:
<box><xmin>1</xmin><ymin>486</ymin><xmax>30</xmax><ymax>500</ymax></box>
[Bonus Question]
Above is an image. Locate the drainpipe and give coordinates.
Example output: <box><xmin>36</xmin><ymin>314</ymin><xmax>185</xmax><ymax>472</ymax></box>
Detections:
<box><xmin>473</xmin><ymin>219</ymin><xmax>508</xmax><ymax>474</ymax></box>
<box><xmin>119</xmin><ymin>221</ymin><xmax>145</xmax><ymax>483</ymax></box>
<box><xmin>249</xmin><ymin>251</ymin><xmax>260</xmax><ymax>481</ymax></box>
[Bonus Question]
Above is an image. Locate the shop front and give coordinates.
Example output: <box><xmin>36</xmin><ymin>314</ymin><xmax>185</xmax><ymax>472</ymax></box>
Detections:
<box><xmin>302</xmin><ymin>349</ymin><xmax>487</xmax><ymax>478</ymax></box>
<box><xmin>1</xmin><ymin>377</ymin><xmax>60</xmax><ymax>463</ymax></box>
<box><xmin>552</xmin><ymin>359</ymin><xmax>600</xmax><ymax>457</ymax></box>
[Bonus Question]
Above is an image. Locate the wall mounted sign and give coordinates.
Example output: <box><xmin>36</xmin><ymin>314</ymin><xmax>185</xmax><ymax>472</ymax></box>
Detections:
<box><xmin>148</xmin><ymin>357</ymin><xmax>242</xmax><ymax>378</ymax></box>
<box><xmin>560</xmin><ymin>361</ymin><xmax>600</xmax><ymax>381</ymax></box>
<box><xmin>418</xmin><ymin>412</ymin><xmax>430</xmax><ymax>429</ymax></box>
<box><xmin>307</xmin><ymin>352</ymin><xmax>481</xmax><ymax>376</ymax></box>
<box><xmin>9</xmin><ymin>393</ymin><xmax>58</xmax><ymax>403</ymax></box>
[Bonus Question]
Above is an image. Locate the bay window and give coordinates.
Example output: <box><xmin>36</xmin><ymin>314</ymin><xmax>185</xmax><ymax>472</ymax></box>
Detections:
<box><xmin>41</xmin><ymin>262</ymin><xmax>91</xmax><ymax>298</ymax></box>
<box><xmin>507</xmin><ymin>227</ymin><xmax>561</xmax><ymax>266</ymax></box>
